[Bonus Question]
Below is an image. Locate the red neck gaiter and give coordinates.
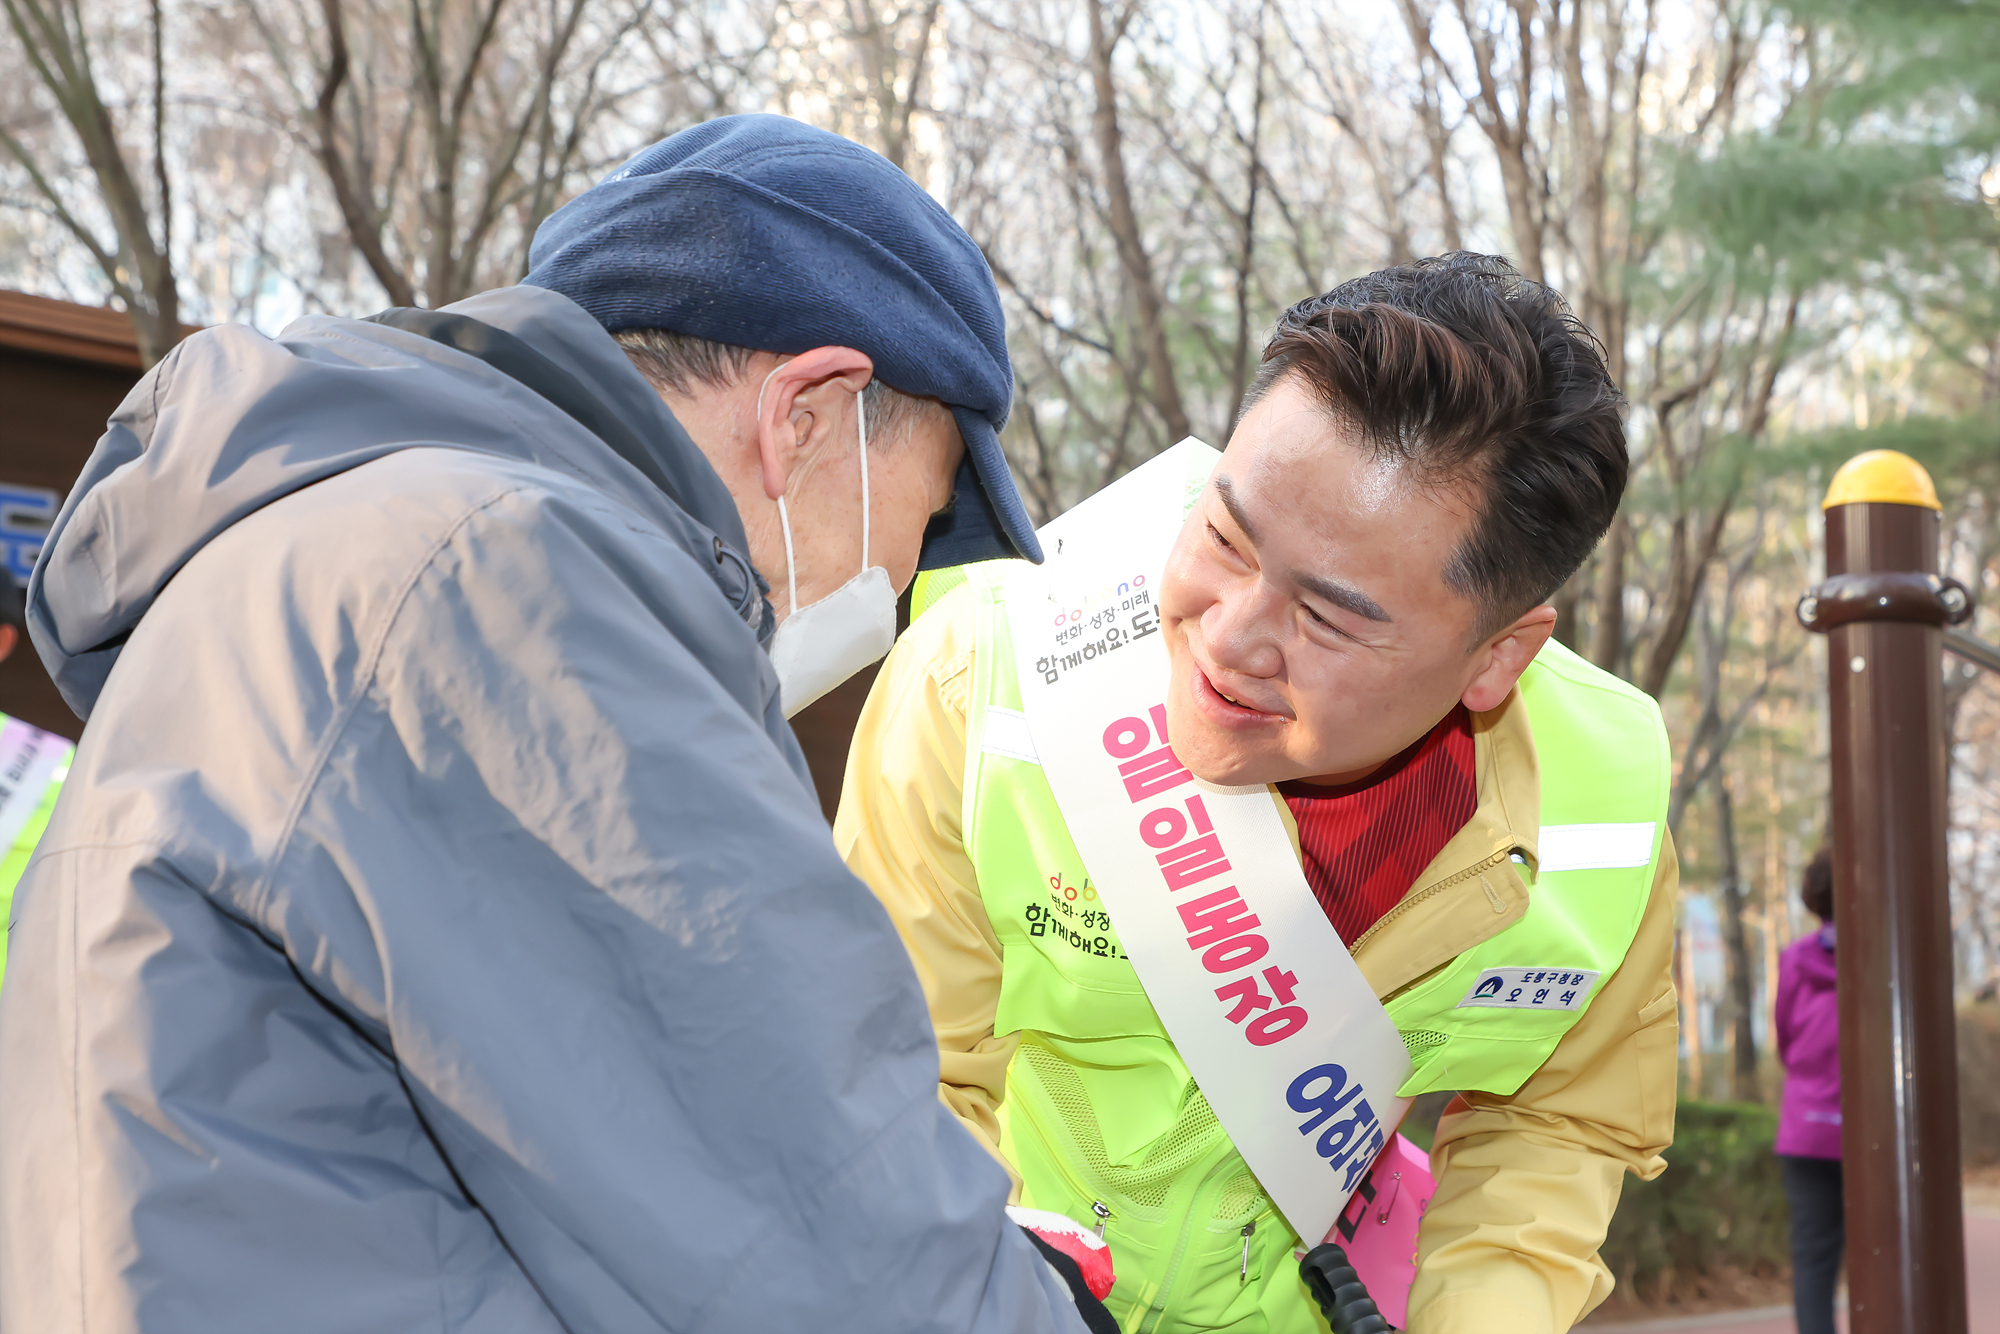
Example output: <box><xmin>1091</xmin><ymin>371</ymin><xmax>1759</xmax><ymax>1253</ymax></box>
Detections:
<box><xmin>1276</xmin><ymin>706</ymin><xmax>1478</xmax><ymax>947</ymax></box>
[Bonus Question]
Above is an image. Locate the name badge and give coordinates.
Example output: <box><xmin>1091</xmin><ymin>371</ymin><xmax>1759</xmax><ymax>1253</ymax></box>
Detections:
<box><xmin>1456</xmin><ymin>967</ymin><xmax>1601</xmax><ymax>1011</ymax></box>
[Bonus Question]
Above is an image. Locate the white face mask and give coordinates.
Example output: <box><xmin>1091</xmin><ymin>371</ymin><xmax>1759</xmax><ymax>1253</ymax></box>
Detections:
<box><xmin>763</xmin><ymin>376</ymin><xmax>898</xmax><ymax>717</ymax></box>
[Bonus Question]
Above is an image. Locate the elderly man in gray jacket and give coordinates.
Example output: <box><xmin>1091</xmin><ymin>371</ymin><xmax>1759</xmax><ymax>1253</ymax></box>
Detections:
<box><xmin>0</xmin><ymin>117</ymin><xmax>1103</xmax><ymax>1333</ymax></box>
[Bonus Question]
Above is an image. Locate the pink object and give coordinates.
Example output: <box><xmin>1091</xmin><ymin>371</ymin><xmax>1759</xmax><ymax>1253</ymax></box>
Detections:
<box><xmin>1322</xmin><ymin>1133</ymin><xmax>1435</xmax><ymax>1330</ymax></box>
<box><xmin>1775</xmin><ymin>926</ymin><xmax>1842</xmax><ymax>1159</ymax></box>
<box><xmin>1007</xmin><ymin>1205</ymin><xmax>1116</xmax><ymax>1300</ymax></box>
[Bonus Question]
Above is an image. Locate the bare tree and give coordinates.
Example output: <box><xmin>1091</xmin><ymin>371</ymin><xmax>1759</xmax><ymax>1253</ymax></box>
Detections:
<box><xmin>239</xmin><ymin>0</ymin><xmax>669</xmax><ymax>309</ymax></box>
<box><xmin>944</xmin><ymin>0</ymin><xmax>1387</xmax><ymax>517</ymax></box>
<box><xmin>1085</xmin><ymin>0</ymin><xmax>1188</xmax><ymax>442</ymax></box>
<box><xmin>764</xmin><ymin>0</ymin><xmax>941</xmax><ymax>174</ymax></box>
<box><xmin>1398</xmin><ymin>0</ymin><xmax>1464</xmax><ymax>252</ymax></box>
<box><xmin>1132</xmin><ymin>0</ymin><xmax>1279</xmax><ymax>426</ymax></box>
<box><xmin>1713</xmin><ymin>773</ymin><xmax>1762</xmax><ymax>1102</ymax></box>
<box><xmin>1405</xmin><ymin>0</ymin><xmax>1547</xmax><ymax>282</ymax></box>
<box><xmin>0</xmin><ymin>0</ymin><xmax>182</xmax><ymax>362</ymax></box>
<box><xmin>1281</xmin><ymin>0</ymin><xmax>1424</xmax><ymax>267</ymax></box>
<box><xmin>1631</xmin><ymin>292</ymin><xmax>1800</xmax><ymax>699</ymax></box>
<box><xmin>841</xmin><ymin>0</ymin><xmax>942</xmax><ymax>170</ymax></box>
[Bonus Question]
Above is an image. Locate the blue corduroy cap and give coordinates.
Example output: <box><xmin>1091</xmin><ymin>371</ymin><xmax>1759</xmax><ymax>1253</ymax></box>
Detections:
<box><xmin>525</xmin><ymin>114</ymin><xmax>1041</xmax><ymax>569</ymax></box>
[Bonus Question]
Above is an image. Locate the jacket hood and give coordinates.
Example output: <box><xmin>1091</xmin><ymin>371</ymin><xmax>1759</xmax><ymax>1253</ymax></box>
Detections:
<box><xmin>1786</xmin><ymin>927</ymin><xmax>1838</xmax><ymax>984</ymax></box>
<box><xmin>29</xmin><ymin>286</ymin><xmax>757</xmax><ymax>719</ymax></box>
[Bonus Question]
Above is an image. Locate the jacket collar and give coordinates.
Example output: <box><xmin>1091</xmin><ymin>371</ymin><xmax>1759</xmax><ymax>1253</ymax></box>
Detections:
<box><xmin>1274</xmin><ymin>685</ymin><xmax>1543</xmax><ymax>1001</ymax></box>
<box><xmin>441</xmin><ymin>287</ymin><xmax>749</xmax><ymax>549</ymax></box>
<box><xmin>417</xmin><ymin>288</ymin><xmax>773</xmax><ymax>640</ymax></box>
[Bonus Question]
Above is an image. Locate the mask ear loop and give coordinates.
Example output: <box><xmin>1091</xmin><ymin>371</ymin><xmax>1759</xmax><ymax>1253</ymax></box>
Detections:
<box><xmin>777</xmin><ymin>496</ymin><xmax>799</xmax><ymax>621</ymax></box>
<box><xmin>757</xmin><ymin>363</ymin><xmax>803</xmax><ymax>621</ymax></box>
<box><xmin>856</xmin><ymin>388</ymin><xmax>870</xmax><ymax>572</ymax></box>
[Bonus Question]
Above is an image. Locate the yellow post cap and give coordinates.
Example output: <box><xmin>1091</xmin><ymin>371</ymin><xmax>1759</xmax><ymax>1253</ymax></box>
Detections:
<box><xmin>1822</xmin><ymin>449</ymin><xmax>1941</xmax><ymax>511</ymax></box>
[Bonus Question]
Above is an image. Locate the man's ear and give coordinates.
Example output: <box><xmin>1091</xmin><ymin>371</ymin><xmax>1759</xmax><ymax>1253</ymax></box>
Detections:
<box><xmin>756</xmin><ymin>346</ymin><xmax>876</xmax><ymax>501</ymax></box>
<box><xmin>1461</xmin><ymin>604</ymin><xmax>1557</xmax><ymax>714</ymax></box>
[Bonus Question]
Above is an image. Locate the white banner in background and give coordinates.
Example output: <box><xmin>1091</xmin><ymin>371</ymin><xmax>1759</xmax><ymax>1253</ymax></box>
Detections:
<box><xmin>1005</xmin><ymin>439</ymin><xmax>1414</xmax><ymax>1245</ymax></box>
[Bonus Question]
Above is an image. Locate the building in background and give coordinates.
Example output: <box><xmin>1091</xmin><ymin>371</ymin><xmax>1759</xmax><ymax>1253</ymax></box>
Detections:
<box><xmin>0</xmin><ymin>291</ymin><xmax>154</xmax><ymax>739</ymax></box>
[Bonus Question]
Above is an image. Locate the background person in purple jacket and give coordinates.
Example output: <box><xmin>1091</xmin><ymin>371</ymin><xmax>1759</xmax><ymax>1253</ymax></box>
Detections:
<box><xmin>1776</xmin><ymin>845</ymin><xmax>1842</xmax><ymax>1334</ymax></box>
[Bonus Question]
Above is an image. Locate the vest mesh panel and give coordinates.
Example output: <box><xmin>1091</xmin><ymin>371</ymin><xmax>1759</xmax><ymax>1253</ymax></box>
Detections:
<box><xmin>1014</xmin><ymin>1039</ymin><xmax>1268</xmax><ymax>1230</ymax></box>
<box><xmin>1208</xmin><ymin>1164</ymin><xmax>1269</xmax><ymax>1234</ymax></box>
<box><xmin>1402</xmin><ymin>1029</ymin><xmax>1449</xmax><ymax>1061</ymax></box>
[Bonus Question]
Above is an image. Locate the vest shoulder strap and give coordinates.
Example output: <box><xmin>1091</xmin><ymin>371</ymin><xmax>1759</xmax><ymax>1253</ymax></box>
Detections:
<box><xmin>913</xmin><ymin>561</ymin><xmax>1006</xmax><ymax>621</ymax></box>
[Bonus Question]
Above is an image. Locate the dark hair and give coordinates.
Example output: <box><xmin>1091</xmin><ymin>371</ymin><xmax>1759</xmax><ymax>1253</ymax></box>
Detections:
<box><xmin>1801</xmin><ymin>845</ymin><xmax>1834</xmax><ymax>922</ymax></box>
<box><xmin>1244</xmin><ymin>253</ymin><xmax>1628</xmax><ymax>640</ymax></box>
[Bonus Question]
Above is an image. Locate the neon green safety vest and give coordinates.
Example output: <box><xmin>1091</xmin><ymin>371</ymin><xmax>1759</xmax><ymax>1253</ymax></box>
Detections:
<box><xmin>0</xmin><ymin>712</ymin><xmax>72</xmax><ymax>993</ymax></box>
<box><xmin>913</xmin><ymin>564</ymin><xmax>1669</xmax><ymax>1333</ymax></box>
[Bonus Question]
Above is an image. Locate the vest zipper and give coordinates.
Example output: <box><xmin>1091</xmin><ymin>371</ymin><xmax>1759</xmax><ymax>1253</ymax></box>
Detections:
<box><xmin>1010</xmin><ymin>1068</ymin><xmax>1268</xmax><ymax>1326</ymax></box>
<box><xmin>1239</xmin><ymin>1220</ymin><xmax>1255</xmax><ymax>1280</ymax></box>
<box><xmin>1350</xmin><ymin>846</ymin><xmax>1516</xmax><ymax>959</ymax></box>
<box><xmin>1132</xmin><ymin>1155</ymin><xmax>1249</xmax><ymax>1334</ymax></box>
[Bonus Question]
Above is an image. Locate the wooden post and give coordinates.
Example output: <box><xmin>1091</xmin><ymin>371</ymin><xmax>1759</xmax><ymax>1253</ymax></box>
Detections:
<box><xmin>1797</xmin><ymin>450</ymin><xmax>1975</xmax><ymax>1333</ymax></box>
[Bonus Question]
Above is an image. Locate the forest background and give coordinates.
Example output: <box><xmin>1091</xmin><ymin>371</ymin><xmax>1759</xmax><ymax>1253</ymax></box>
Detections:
<box><xmin>4</xmin><ymin>0</ymin><xmax>1999</xmax><ymax>1115</ymax></box>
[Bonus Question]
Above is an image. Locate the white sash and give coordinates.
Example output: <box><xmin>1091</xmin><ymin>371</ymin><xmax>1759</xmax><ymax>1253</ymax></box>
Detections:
<box><xmin>1004</xmin><ymin>440</ymin><xmax>1413</xmax><ymax>1244</ymax></box>
<box><xmin>0</xmin><ymin>715</ymin><xmax>66</xmax><ymax>855</ymax></box>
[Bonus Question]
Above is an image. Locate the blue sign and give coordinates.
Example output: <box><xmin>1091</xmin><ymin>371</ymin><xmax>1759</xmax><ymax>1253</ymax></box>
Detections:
<box><xmin>0</xmin><ymin>485</ymin><xmax>59</xmax><ymax>583</ymax></box>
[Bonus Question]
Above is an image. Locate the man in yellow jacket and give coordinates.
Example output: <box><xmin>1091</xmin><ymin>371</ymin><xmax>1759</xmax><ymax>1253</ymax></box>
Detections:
<box><xmin>836</xmin><ymin>253</ymin><xmax>1678</xmax><ymax>1333</ymax></box>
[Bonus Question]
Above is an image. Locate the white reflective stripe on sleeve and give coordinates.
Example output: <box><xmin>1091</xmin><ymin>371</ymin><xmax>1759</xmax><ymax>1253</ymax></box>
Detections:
<box><xmin>1536</xmin><ymin>822</ymin><xmax>1658</xmax><ymax>873</ymax></box>
<box><xmin>981</xmin><ymin>706</ymin><xmax>1042</xmax><ymax>765</ymax></box>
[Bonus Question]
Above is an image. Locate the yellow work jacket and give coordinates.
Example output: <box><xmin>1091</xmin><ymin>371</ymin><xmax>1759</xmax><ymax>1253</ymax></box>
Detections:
<box><xmin>834</xmin><ymin>583</ymin><xmax>1680</xmax><ymax>1334</ymax></box>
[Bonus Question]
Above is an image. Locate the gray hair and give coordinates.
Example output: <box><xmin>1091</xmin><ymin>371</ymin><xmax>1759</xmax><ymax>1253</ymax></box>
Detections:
<box><xmin>613</xmin><ymin>328</ymin><xmax>944</xmax><ymax>446</ymax></box>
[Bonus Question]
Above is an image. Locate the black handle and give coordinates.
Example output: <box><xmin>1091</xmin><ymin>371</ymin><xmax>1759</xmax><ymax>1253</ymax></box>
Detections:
<box><xmin>1299</xmin><ymin>1242</ymin><xmax>1393</xmax><ymax>1334</ymax></box>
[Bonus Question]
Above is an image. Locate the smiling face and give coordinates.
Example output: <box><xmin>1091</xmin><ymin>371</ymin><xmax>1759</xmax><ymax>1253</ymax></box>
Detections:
<box><xmin>1159</xmin><ymin>374</ymin><xmax>1557</xmax><ymax>788</ymax></box>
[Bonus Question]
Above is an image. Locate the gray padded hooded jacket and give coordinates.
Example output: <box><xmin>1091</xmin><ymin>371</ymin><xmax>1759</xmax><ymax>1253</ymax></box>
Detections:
<box><xmin>0</xmin><ymin>285</ymin><xmax>1082</xmax><ymax>1334</ymax></box>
